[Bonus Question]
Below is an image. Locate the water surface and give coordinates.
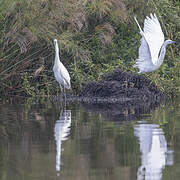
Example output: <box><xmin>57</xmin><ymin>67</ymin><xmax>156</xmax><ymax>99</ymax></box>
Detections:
<box><xmin>0</xmin><ymin>97</ymin><xmax>180</xmax><ymax>180</ymax></box>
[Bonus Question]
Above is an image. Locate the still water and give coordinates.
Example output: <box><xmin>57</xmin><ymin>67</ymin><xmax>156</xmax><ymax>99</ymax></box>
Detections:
<box><xmin>0</xmin><ymin>97</ymin><xmax>180</xmax><ymax>180</ymax></box>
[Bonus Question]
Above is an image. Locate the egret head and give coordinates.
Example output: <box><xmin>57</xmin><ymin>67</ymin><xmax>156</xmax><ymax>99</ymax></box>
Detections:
<box><xmin>54</xmin><ymin>39</ymin><xmax>59</xmax><ymax>52</ymax></box>
<box><xmin>165</xmin><ymin>39</ymin><xmax>176</xmax><ymax>45</ymax></box>
<box><xmin>54</xmin><ymin>39</ymin><xmax>57</xmax><ymax>46</ymax></box>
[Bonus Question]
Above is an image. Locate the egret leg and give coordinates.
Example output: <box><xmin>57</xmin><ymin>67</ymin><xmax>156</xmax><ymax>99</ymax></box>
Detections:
<box><xmin>60</xmin><ymin>109</ymin><xmax>63</xmax><ymax>117</ymax></box>
<box><xmin>59</xmin><ymin>84</ymin><xmax>63</xmax><ymax>93</ymax></box>
<box><xmin>64</xmin><ymin>84</ymin><xmax>66</xmax><ymax>104</ymax></box>
<box><xmin>59</xmin><ymin>84</ymin><xmax>63</xmax><ymax>104</ymax></box>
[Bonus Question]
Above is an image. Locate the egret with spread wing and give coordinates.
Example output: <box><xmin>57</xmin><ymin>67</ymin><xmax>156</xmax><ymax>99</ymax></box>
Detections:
<box><xmin>53</xmin><ymin>39</ymin><xmax>71</xmax><ymax>97</ymax></box>
<box><xmin>134</xmin><ymin>13</ymin><xmax>176</xmax><ymax>73</ymax></box>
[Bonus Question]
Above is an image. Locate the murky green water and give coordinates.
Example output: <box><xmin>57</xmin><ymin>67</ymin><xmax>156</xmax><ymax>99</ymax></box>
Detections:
<box><xmin>0</xmin><ymin>97</ymin><xmax>180</xmax><ymax>180</ymax></box>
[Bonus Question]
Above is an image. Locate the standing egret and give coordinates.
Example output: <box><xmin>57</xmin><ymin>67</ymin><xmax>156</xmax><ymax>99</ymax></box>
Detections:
<box><xmin>54</xmin><ymin>110</ymin><xmax>71</xmax><ymax>173</ymax></box>
<box><xmin>53</xmin><ymin>39</ymin><xmax>71</xmax><ymax>98</ymax></box>
<box><xmin>134</xmin><ymin>13</ymin><xmax>177</xmax><ymax>73</ymax></box>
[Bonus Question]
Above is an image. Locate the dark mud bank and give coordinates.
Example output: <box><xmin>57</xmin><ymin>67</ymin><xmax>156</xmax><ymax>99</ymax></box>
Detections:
<box><xmin>78</xmin><ymin>68</ymin><xmax>165</xmax><ymax>104</ymax></box>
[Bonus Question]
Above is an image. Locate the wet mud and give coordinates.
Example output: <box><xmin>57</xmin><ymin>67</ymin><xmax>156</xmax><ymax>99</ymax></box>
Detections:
<box><xmin>79</xmin><ymin>68</ymin><xmax>165</xmax><ymax>104</ymax></box>
<box><xmin>51</xmin><ymin>68</ymin><xmax>166</xmax><ymax>121</ymax></box>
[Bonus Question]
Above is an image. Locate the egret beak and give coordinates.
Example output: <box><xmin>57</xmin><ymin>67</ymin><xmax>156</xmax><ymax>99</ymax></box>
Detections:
<box><xmin>175</xmin><ymin>40</ymin><xmax>180</xmax><ymax>44</ymax></box>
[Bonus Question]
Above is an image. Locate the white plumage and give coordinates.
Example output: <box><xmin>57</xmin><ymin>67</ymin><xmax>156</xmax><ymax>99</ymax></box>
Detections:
<box><xmin>134</xmin><ymin>13</ymin><xmax>176</xmax><ymax>73</ymax></box>
<box><xmin>54</xmin><ymin>110</ymin><xmax>71</xmax><ymax>172</ymax></box>
<box><xmin>134</xmin><ymin>122</ymin><xmax>173</xmax><ymax>179</ymax></box>
<box><xmin>53</xmin><ymin>39</ymin><xmax>71</xmax><ymax>93</ymax></box>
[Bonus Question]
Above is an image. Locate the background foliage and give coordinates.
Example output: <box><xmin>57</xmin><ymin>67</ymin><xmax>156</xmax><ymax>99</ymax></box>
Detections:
<box><xmin>0</xmin><ymin>0</ymin><xmax>179</xmax><ymax>96</ymax></box>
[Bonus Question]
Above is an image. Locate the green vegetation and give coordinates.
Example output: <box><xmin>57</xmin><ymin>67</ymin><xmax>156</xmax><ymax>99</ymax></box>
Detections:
<box><xmin>0</xmin><ymin>0</ymin><xmax>179</xmax><ymax>96</ymax></box>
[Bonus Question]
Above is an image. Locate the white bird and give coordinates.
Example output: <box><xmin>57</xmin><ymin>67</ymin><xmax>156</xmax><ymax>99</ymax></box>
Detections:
<box><xmin>54</xmin><ymin>110</ymin><xmax>71</xmax><ymax>172</ymax></box>
<box><xmin>134</xmin><ymin>13</ymin><xmax>176</xmax><ymax>73</ymax></box>
<box><xmin>53</xmin><ymin>39</ymin><xmax>71</xmax><ymax>97</ymax></box>
<box><xmin>134</xmin><ymin>122</ymin><xmax>173</xmax><ymax>180</ymax></box>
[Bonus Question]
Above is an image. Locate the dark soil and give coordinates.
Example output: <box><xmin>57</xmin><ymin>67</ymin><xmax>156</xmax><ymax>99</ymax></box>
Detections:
<box><xmin>79</xmin><ymin>68</ymin><xmax>165</xmax><ymax>104</ymax></box>
<box><xmin>50</xmin><ymin>68</ymin><xmax>166</xmax><ymax>122</ymax></box>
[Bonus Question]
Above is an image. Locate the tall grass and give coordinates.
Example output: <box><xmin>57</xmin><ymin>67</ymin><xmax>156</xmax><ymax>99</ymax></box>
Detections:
<box><xmin>0</xmin><ymin>0</ymin><xmax>179</xmax><ymax>96</ymax></box>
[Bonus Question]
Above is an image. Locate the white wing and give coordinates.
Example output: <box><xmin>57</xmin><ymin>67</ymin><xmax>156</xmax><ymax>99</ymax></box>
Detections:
<box><xmin>59</xmin><ymin>62</ymin><xmax>71</xmax><ymax>89</ymax></box>
<box><xmin>53</xmin><ymin>56</ymin><xmax>71</xmax><ymax>89</ymax></box>
<box><xmin>143</xmin><ymin>14</ymin><xmax>164</xmax><ymax>65</ymax></box>
<box><xmin>137</xmin><ymin>36</ymin><xmax>152</xmax><ymax>66</ymax></box>
<box><xmin>134</xmin><ymin>17</ymin><xmax>153</xmax><ymax>73</ymax></box>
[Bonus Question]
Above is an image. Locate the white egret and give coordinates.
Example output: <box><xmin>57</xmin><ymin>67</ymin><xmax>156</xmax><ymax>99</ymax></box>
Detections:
<box><xmin>134</xmin><ymin>122</ymin><xmax>173</xmax><ymax>179</ymax></box>
<box><xmin>54</xmin><ymin>110</ymin><xmax>71</xmax><ymax>172</ymax></box>
<box><xmin>134</xmin><ymin>13</ymin><xmax>177</xmax><ymax>73</ymax></box>
<box><xmin>53</xmin><ymin>39</ymin><xmax>71</xmax><ymax>97</ymax></box>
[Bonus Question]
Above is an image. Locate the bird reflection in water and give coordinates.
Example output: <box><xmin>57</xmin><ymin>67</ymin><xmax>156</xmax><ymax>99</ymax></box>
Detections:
<box><xmin>134</xmin><ymin>122</ymin><xmax>173</xmax><ymax>180</ymax></box>
<box><xmin>54</xmin><ymin>109</ymin><xmax>71</xmax><ymax>174</ymax></box>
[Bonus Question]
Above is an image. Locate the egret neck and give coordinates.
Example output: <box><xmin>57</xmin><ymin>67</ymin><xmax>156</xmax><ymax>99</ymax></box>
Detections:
<box><xmin>157</xmin><ymin>40</ymin><xmax>175</xmax><ymax>67</ymax></box>
<box><xmin>54</xmin><ymin>41</ymin><xmax>61</xmax><ymax>67</ymax></box>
